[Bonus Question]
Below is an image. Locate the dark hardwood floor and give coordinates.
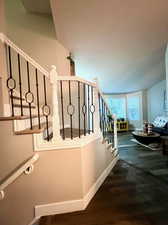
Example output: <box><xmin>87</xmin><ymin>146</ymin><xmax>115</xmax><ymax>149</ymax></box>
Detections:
<box><xmin>40</xmin><ymin>132</ymin><xmax>168</xmax><ymax>225</ymax></box>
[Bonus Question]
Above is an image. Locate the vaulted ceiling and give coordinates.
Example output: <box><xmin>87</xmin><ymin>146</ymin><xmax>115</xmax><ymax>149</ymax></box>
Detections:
<box><xmin>24</xmin><ymin>0</ymin><xmax>168</xmax><ymax>93</ymax></box>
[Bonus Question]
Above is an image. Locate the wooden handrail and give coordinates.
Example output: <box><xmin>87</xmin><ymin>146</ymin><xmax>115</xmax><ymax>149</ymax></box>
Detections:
<box><xmin>0</xmin><ymin>33</ymin><xmax>49</xmax><ymax>78</ymax></box>
<box><xmin>0</xmin><ymin>154</ymin><xmax>39</xmax><ymax>200</ymax></box>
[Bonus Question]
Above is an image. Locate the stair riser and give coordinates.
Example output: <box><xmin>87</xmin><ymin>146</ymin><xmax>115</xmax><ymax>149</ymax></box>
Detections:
<box><xmin>14</xmin><ymin>116</ymin><xmax>50</xmax><ymax>132</ymax></box>
<box><xmin>13</xmin><ymin>107</ymin><xmax>41</xmax><ymax>116</ymax></box>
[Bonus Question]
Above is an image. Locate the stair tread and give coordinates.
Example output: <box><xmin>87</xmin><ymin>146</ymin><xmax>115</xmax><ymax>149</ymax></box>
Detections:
<box><xmin>0</xmin><ymin>115</ymin><xmax>43</xmax><ymax>121</ymax></box>
<box><xmin>12</xmin><ymin>95</ymin><xmax>25</xmax><ymax>101</ymax></box>
<box><xmin>15</xmin><ymin>122</ymin><xmax>52</xmax><ymax>135</ymax></box>
<box><xmin>13</xmin><ymin>104</ymin><xmax>36</xmax><ymax>109</ymax></box>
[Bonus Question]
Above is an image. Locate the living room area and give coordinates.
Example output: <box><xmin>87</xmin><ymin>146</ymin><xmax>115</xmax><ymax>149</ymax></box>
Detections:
<box><xmin>104</xmin><ymin>58</ymin><xmax>168</xmax><ymax>182</ymax></box>
<box><xmin>105</xmin><ymin>69</ymin><xmax>167</xmax><ymax>147</ymax></box>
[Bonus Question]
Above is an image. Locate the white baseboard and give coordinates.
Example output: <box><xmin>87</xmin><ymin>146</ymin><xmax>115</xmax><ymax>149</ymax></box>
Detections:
<box><xmin>35</xmin><ymin>199</ymin><xmax>84</xmax><ymax>218</ymax></box>
<box><xmin>35</xmin><ymin>156</ymin><xmax>119</xmax><ymax>218</ymax></box>
<box><xmin>83</xmin><ymin>155</ymin><xmax>118</xmax><ymax>208</ymax></box>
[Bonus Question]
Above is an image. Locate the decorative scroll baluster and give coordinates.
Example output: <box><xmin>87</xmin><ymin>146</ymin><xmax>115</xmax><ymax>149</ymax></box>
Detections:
<box><xmin>42</xmin><ymin>75</ymin><xmax>50</xmax><ymax>141</ymax></box>
<box><xmin>89</xmin><ymin>86</ymin><xmax>95</xmax><ymax>133</ymax></box>
<box><xmin>78</xmin><ymin>81</ymin><xmax>81</xmax><ymax>138</ymax></box>
<box><xmin>17</xmin><ymin>54</ymin><xmax>23</xmax><ymax>116</ymax></box>
<box><xmin>60</xmin><ymin>80</ymin><xmax>65</xmax><ymax>140</ymax></box>
<box><xmin>82</xmin><ymin>83</ymin><xmax>86</xmax><ymax>136</ymax></box>
<box><xmin>26</xmin><ymin>61</ymin><xmax>33</xmax><ymax>129</ymax></box>
<box><xmin>87</xmin><ymin>85</ymin><xmax>90</xmax><ymax>134</ymax></box>
<box><xmin>68</xmin><ymin>81</ymin><xmax>73</xmax><ymax>139</ymax></box>
<box><xmin>35</xmin><ymin>69</ymin><xmax>41</xmax><ymax>129</ymax></box>
<box><xmin>7</xmin><ymin>46</ymin><xmax>15</xmax><ymax>117</ymax></box>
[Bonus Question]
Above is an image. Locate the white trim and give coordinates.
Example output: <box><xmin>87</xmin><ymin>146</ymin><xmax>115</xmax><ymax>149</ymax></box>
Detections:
<box><xmin>35</xmin><ymin>200</ymin><xmax>84</xmax><ymax>217</ymax></box>
<box><xmin>33</xmin><ymin>132</ymin><xmax>102</xmax><ymax>151</ymax></box>
<box><xmin>3</xmin><ymin>104</ymin><xmax>11</xmax><ymax>116</ymax></box>
<box><xmin>35</xmin><ymin>155</ymin><xmax>119</xmax><ymax>217</ymax></box>
<box><xmin>83</xmin><ymin>155</ymin><xmax>119</xmax><ymax>209</ymax></box>
<box><xmin>27</xmin><ymin>217</ymin><xmax>40</xmax><ymax>225</ymax></box>
<box><xmin>107</xmin><ymin>143</ymin><xmax>112</xmax><ymax>150</ymax></box>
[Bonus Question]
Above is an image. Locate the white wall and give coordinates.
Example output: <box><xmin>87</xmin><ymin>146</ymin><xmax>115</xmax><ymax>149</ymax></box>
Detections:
<box><xmin>147</xmin><ymin>80</ymin><xmax>166</xmax><ymax>122</ymax></box>
<box><xmin>166</xmin><ymin>45</ymin><xmax>168</xmax><ymax>111</ymax></box>
<box><xmin>5</xmin><ymin>0</ymin><xmax>70</xmax><ymax>75</ymax></box>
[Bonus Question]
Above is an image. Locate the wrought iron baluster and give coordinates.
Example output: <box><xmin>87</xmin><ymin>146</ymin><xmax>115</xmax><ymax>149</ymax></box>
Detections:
<box><xmin>7</xmin><ymin>46</ymin><xmax>16</xmax><ymax>117</ymax></box>
<box><xmin>26</xmin><ymin>61</ymin><xmax>33</xmax><ymax>129</ymax></box>
<box><xmin>68</xmin><ymin>80</ymin><xmax>73</xmax><ymax>139</ymax></box>
<box><xmin>35</xmin><ymin>69</ymin><xmax>41</xmax><ymax>129</ymax></box>
<box><xmin>102</xmin><ymin>97</ymin><xmax>105</xmax><ymax>137</ymax></box>
<box><xmin>90</xmin><ymin>86</ymin><xmax>95</xmax><ymax>133</ymax></box>
<box><xmin>17</xmin><ymin>54</ymin><xmax>23</xmax><ymax>116</ymax></box>
<box><xmin>105</xmin><ymin>105</ymin><xmax>107</xmax><ymax>136</ymax></box>
<box><xmin>82</xmin><ymin>83</ymin><xmax>86</xmax><ymax>136</ymax></box>
<box><xmin>78</xmin><ymin>81</ymin><xmax>81</xmax><ymax>138</ymax></box>
<box><xmin>42</xmin><ymin>75</ymin><xmax>50</xmax><ymax>141</ymax></box>
<box><xmin>98</xmin><ymin>93</ymin><xmax>102</xmax><ymax>131</ymax></box>
<box><xmin>104</xmin><ymin>103</ymin><xmax>106</xmax><ymax>136</ymax></box>
<box><xmin>60</xmin><ymin>81</ymin><xmax>65</xmax><ymax>140</ymax></box>
<box><xmin>87</xmin><ymin>85</ymin><xmax>90</xmax><ymax>134</ymax></box>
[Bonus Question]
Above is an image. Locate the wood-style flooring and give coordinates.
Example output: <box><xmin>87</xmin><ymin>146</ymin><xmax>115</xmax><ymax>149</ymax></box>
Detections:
<box><xmin>40</xmin><ymin>132</ymin><xmax>168</xmax><ymax>225</ymax></box>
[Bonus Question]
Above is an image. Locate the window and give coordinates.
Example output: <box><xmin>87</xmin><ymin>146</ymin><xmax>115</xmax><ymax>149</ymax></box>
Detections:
<box><xmin>127</xmin><ymin>95</ymin><xmax>140</xmax><ymax>121</ymax></box>
<box><xmin>106</xmin><ymin>97</ymin><xmax>126</xmax><ymax>119</ymax></box>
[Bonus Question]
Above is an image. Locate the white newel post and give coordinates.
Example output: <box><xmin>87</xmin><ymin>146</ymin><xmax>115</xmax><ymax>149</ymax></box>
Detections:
<box><xmin>0</xmin><ymin>33</ymin><xmax>11</xmax><ymax>116</ymax></box>
<box><xmin>93</xmin><ymin>78</ymin><xmax>101</xmax><ymax>136</ymax></box>
<box><xmin>50</xmin><ymin>65</ymin><xmax>62</xmax><ymax>142</ymax></box>
<box><xmin>113</xmin><ymin>114</ymin><xmax>118</xmax><ymax>150</ymax></box>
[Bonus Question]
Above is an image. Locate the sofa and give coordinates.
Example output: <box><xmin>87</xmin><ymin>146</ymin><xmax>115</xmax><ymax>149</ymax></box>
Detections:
<box><xmin>152</xmin><ymin>116</ymin><xmax>168</xmax><ymax>136</ymax></box>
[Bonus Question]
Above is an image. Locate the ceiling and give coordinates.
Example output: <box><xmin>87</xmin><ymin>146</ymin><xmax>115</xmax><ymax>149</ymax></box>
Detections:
<box><xmin>24</xmin><ymin>0</ymin><xmax>168</xmax><ymax>93</ymax></box>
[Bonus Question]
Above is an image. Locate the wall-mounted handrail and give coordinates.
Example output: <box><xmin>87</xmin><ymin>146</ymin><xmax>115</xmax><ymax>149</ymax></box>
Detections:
<box><xmin>0</xmin><ymin>33</ymin><xmax>49</xmax><ymax>78</ymax></box>
<box><xmin>0</xmin><ymin>154</ymin><xmax>39</xmax><ymax>200</ymax></box>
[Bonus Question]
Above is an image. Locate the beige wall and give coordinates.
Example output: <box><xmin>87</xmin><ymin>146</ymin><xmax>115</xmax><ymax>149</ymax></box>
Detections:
<box><xmin>5</xmin><ymin>0</ymin><xmax>70</xmax><ymax>76</ymax></box>
<box><xmin>0</xmin><ymin>119</ymin><xmax>114</xmax><ymax>225</ymax></box>
<box><xmin>81</xmin><ymin>138</ymin><xmax>112</xmax><ymax>195</ymax></box>
<box><xmin>0</xmin><ymin>0</ymin><xmax>5</xmax><ymax>32</ymax></box>
<box><xmin>0</xmin><ymin>121</ymin><xmax>83</xmax><ymax>225</ymax></box>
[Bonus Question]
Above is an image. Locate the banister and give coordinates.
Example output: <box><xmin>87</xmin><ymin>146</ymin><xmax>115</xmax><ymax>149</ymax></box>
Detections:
<box><xmin>99</xmin><ymin>91</ymin><xmax>111</xmax><ymax>113</ymax></box>
<box><xmin>0</xmin><ymin>33</ymin><xmax>49</xmax><ymax>78</ymax></box>
<box><xmin>57</xmin><ymin>76</ymin><xmax>96</xmax><ymax>87</ymax></box>
<box><xmin>0</xmin><ymin>154</ymin><xmax>39</xmax><ymax>200</ymax></box>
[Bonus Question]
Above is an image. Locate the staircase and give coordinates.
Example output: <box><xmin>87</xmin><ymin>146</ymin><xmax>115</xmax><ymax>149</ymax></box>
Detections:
<box><xmin>0</xmin><ymin>33</ymin><xmax>118</xmax><ymax>225</ymax></box>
